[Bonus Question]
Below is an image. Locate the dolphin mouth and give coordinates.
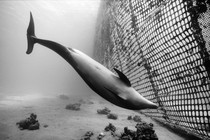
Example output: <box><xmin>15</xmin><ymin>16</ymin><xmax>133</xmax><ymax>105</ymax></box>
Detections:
<box><xmin>149</xmin><ymin>103</ymin><xmax>158</xmax><ymax>109</ymax></box>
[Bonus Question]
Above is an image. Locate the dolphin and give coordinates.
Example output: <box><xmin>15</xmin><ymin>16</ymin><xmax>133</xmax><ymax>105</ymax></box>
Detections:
<box><xmin>26</xmin><ymin>12</ymin><xmax>158</xmax><ymax>110</ymax></box>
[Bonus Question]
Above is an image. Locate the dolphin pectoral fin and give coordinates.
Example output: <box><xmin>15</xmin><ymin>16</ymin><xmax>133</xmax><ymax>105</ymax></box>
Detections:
<box><xmin>113</xmin><ymin>68</ymin><xmax>131</xmax><ymax>87</ymax></box>
<box><xmin>117</xmin><ymin>92</ymin><xmax>127</xmax><ymax>100</ymax></box>
<box><xmin>104</xmin><ymin>87</ymin><xmax>127</xmax><ymax>100</ymax></box>
<box><xmin>26</xmin><ymin>12</ymin><xmax>36</xmax><ymax>54</ymax></box>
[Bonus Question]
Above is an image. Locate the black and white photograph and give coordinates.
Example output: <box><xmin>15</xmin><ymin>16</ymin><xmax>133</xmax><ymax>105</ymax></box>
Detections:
<box><xmin>0</xmin><ymin>0</ymin><xmax>210</xmax><ymax>140</ymax></box>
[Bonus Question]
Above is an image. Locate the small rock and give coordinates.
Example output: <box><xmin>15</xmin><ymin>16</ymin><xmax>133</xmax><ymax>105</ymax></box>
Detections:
<box><xmin>43</xmin><ymin>124</ymin><xmax>48</xmax><ymax>128</ymax></box>
<box><xmin>65</xmin><ymin>103</ymin><xmax>81</xmax><ymax>111</ymax></box>
<box><xmin>58</xmin><ymin>94</ymin><xmax>69</xmax><ymax>100</ymax></box>
<box><xmin>127</xmin><ymin>115</ymin><xmax>132</xmax><ymax>120</ymax></box>
<box><xmin>107</xmin><ymin>113</ymin><xmax>118</xmax><ymax>120</ymax></box>
<box><xmin>81</xmin><ymin>131</ymin><xmax>94</xmax><ymax>140</ymax></box>
<box><xmin>132</xmin><ymin>115</ymin><xmax>141</xmax><ymax>122</ymax></box>
<box><xmin>16</xmin><ymin>113</ymin><xmax>40</xmax><ymax>130</ymax></box>
<box><xmin>97</xmin><ymin>107</ymin><xmax>111</xmax><ymax>115</ymax></box>
<box><xmin>97</xmin><ymin>132</ymin><xmax>105</xmax><ymax>140</ymax></box>
<box><xmin>104</xmin><ymin>123</ymin><xmax>116</xmax><ymax>132</ymax></box>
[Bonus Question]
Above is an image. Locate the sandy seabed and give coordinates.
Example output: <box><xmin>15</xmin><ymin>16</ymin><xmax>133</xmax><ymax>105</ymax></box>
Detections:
<box><xmin>0</xmin><ymin>94</ymin><xmax>186</xmax><ymax>140</ymax></box>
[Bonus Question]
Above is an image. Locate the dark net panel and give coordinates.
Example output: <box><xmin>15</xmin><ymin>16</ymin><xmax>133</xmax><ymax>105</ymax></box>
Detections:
<box><xmin>94</xmin><ymin>0</ymin><xmax>210</xmax><ymax>139</ymax></box>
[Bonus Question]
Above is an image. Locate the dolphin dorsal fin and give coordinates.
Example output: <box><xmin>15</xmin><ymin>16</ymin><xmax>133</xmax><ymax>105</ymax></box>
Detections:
<box><xmin>114</xmin><ymin>68</ymin><xmax>131</xmax><ymax>87</ymax></box>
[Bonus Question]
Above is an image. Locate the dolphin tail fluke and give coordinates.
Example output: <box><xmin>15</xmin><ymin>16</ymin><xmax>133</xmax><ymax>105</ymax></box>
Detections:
<box><xmin>26</xmin><ymin>12</ymin><xmax>36</xmax><ymax>54</ymax></box>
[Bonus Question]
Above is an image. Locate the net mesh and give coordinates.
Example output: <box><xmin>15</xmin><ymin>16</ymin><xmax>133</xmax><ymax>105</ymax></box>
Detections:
<box><xmin>94</xmin><ymin>0</ymin><xmax>210</xmax><ymax>139</ymax></box>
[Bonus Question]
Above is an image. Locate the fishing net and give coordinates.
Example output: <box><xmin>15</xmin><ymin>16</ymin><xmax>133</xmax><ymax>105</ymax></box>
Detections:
<box><xmin>94</xmin><ymin>0</ymin><xmax>210</xmax><ymax>139</ymax></box>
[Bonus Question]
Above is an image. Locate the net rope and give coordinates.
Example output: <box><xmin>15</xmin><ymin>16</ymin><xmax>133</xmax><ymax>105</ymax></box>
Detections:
<box><xmin>94</xmin><ymin>0</ymin><xmax>210</xmax><ymax>139</ymax></box>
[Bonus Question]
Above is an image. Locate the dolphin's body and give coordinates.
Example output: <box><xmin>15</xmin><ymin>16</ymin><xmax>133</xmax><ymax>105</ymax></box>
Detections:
<box><xmin>26</xmin><ymin>12</ymin><xmax>158</xmax><ymax>110</ymax></box>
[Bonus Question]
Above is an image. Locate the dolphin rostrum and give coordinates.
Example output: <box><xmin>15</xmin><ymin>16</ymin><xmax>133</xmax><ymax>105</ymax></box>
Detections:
<box><xmin>26</xmin><ymin>12</ymin><xmax>158</xmax><ymax>110</ymax></box>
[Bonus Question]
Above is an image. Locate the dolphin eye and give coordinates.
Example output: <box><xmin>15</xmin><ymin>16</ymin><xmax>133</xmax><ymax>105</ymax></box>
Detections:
<box><xmin>68</xmin><ymin>47</ymin><xmax>76</xmax><ymax>53</ymax></box>
<box><xmin>95</xmin><ymin>66</ymin><xmax>101</xmax><ymax>70</ymax></box>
